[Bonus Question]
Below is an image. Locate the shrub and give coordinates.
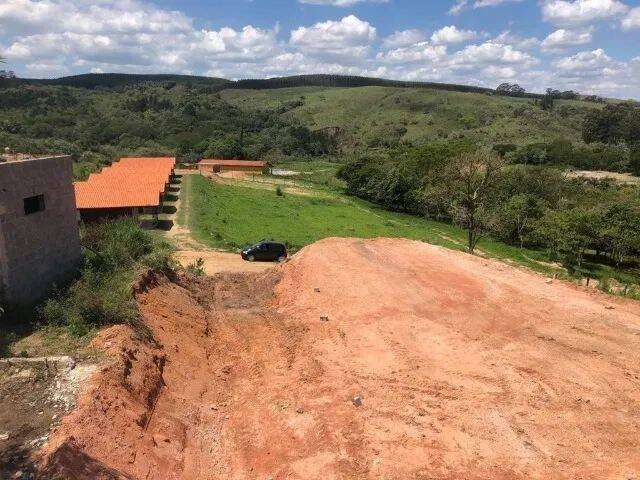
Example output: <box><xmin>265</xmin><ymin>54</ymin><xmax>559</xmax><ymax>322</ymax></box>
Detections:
<box><xmin>276</xmin><ymin>185</ymin><xmax>284</xmax><ymax>197</ymax></box>
<box><xmin>492</xmin><ymin>144</ymin><xmax>517</xmax><ymax>157</ymax></box>
<box><xmin>39</xmin><ymin>219</ymin><xmax>175</xmax><ymax>336</ymax></box>
<box><xmin>630</xmin><ymin>145</ymin><xmax>640</xmax><ymax>176</ymax></box>
<box><xmin>186</xmin><ymin>257</ymin><xmax>206</xmax><ymax>276</ymax></box>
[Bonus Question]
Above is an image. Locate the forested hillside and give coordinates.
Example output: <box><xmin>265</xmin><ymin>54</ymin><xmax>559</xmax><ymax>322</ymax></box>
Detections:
<box><xmin>0</xmin><ymin>74</ymin><xmax>638</xmax><ymax>178</ymax></box>
<box><xmin>0</xmin><ymin>82</ymin><xmax>333</xmax><ymax>179</ymax></box>
<box><xmin>222</xmin><ymin>85</ymin><xmax>593</xmax><ymax>151</ymax></box>
<box><xmin>5</xmin><ymin>73</ymin><xmax>499</xmax><ymax>94</ymax></box>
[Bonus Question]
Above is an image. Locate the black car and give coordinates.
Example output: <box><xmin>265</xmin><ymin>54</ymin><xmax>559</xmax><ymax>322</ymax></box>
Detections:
<box><xmin>241</xmin><ymin>241</ymin><xmax>287</xmax><ymax>262</ymax></box>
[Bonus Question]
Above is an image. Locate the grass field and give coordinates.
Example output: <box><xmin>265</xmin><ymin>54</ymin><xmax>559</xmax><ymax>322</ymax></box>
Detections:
<box><xmin>221</xmin><ymin>86</ymin><xmax>597</xmax><ymax>150</ymax></box>
<box><xmin>185</xmin><ymin>174</ymin><xmax>570</xmax><ymax>276</ymax></box>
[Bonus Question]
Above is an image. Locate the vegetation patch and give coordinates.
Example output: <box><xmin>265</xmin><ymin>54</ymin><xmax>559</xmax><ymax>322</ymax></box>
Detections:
<box><xmin>39</xmin><ymin>219</ymin><xmax>175</xmax><ymax>337</ymax></box>
<box><xmin>186</xmin><ymin>174</ymin><xmax>568</xmax><ymax>277</ymax></box>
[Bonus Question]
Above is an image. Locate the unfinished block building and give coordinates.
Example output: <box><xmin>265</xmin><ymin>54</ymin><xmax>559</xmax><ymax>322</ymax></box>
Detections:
<box><xmin>0</xmin><ymin>155</ymin><xmax>81</xmax><ymax>306</ymax></box>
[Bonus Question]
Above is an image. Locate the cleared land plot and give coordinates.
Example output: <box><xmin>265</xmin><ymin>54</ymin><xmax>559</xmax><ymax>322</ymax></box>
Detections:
<box><xmin>567</xmin><ymin>170</ymin><xmax>640</xmax><ymax>184</ymax></box>
<box><xmin>186</xmin><ymin>174</ymin><xmax>468</xmax><ymax>252</ymax></box>
<box><xmin>38</xmin><ymin>238</ymin><xmax>640</xmax><ymax>479</ymax></box>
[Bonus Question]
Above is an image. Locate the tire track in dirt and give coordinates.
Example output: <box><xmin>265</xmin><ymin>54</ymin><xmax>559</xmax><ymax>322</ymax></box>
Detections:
<box><xmin>38</xmin><ymin>238</ymin><xmax>640</xmax><ymax>479</ymax></box>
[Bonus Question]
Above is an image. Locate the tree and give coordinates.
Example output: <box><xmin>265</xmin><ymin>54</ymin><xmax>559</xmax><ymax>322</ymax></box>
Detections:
<box><xmin>0</xmin><ymin>56</ymin><xmax>15</xmax><ymax>79</ymax></box>
<box><xmin>545</xmin><ymin>89</ymin><xmax>578</xmax><ymax>100</ymax></box>
<box><xmin>496</xmin><ymin>83</ymin><xmax>526</xmax><ymax>97</ymax></box>
<box><xmin>540</xmin><ymin>94</ymin><xmax>554</xmax><ymax>111</ymax></box>
<box><xmin>534</xmin><ymin>207</ymin><xmax>598</xmax><ymax>268</ymax></box>
<box><xmin>599</xmin><ymin>200</ymin><xmax>640</xmax><ymax>265</ymax></box>
<box><xmin>582</xmin><ymin>103</ymin><xmax>640</xmax><ymax>144</ymax></box>
<box><xmin>495</xmin><ymin>194</ymin><xmax>545</xmax><ymax>248</ymax></box>
<box><xmin>630</xmin><ymin>145</ymin><xmax>640</xmax><ymax>176</ymax></box>
<box><xmin>444</xmin><ymin>151</ymin><xmax>505</xmax><ymax>253</ymax></box>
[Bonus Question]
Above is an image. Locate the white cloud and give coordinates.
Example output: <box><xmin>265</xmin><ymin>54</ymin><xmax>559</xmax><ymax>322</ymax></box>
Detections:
<box><xmin>493</xmin><ymin>31</ymin><xmax>541</xmax><ymax>50</ymax></box>
<box><xmin>451</xmin><ymin>41</ymin><xmax>538</xmax><ymax>68</ymax></box>
<box><xmin>449</xmin><ymin>0</ymin><xmax>522</xmax><ymax>14</ymax></box>
<box><xmin>553</xmin><ymin>48</ymin><xmax>618</xmax><ymax>75</ymax></box>
<box><xmin>473</xmin><ymin>0</ymin><xmax>522</xmax><ymax>7</ymax></box>
<box><xmin>541</xmin><ymin>28</ymin><xmax>593</xmax><ymax>50</ymax></box>
<box><xmin>382</xmin><ymin>29</ymin><xmax>427</xmax><ymax>48</ymax></box>
<box><xmin>377</xmin><ymin>42</ymin><xmax>447</xmax><ymax>64</ymax></box>
<box><xmin>298</xmin><ymin>0</ymin><xmax>388</xmax><ymax>5</ymax></box>
<box><xmin>0</xmin><ymin>0</ymin><xmax>192</xmax><ymax>36</ymax></box>
<box><xmin>621</xmin><ymin>7</ymin><xmax>640</xmax><ymax>29</ymax></box>
<box><xmin>546</xmin><ymin>48</ymin><xmax>640</xmax><ymax>98</ymax></box>
<box><xmin>541</xmin><ymin>0</ymin><xmax>630</xmax><ymax>26</ymax></box>
<box><xmin>448</xmin><ymin>0</ymin><xmax>468</xmax><ymax>15</ymax></box>
<box><xmin>430</xmin><ymin>25</ymin><xmax>479</xmax><ymax>44</ymax></box>
<box><xmin>290</xmin><ymin>15</ymin><xmax>376</xmax><ymax>61</ymax></box>
<box><xmin>0</xmin><ymin>0</ymin><xmax>638</xmax><ymax>98</ymax></box>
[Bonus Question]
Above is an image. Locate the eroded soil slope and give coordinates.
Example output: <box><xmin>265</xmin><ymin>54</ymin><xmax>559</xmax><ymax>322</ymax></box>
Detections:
<box><xmin>39</xmin><ymin>238</ymin><xmax>640</xmax><ymax>479</ymax></box>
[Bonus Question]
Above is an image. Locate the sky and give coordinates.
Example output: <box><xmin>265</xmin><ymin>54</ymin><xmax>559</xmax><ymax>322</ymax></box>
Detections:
<box><xmin>1</xmin><ymin>0</ymin><xmax>640</xmax><ymax>98</ymax></box>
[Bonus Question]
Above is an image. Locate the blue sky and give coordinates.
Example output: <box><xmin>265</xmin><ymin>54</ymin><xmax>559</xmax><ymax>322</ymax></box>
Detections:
<box><xmin>2</xmin><ymin>0</ymin><xmax>640</xmax><ymax>98</ymax></box>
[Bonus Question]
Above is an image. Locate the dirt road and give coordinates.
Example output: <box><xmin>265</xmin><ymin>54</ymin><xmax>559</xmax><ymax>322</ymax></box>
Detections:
<box><xmin>39</xmin><ymin>238</ymin><xmax>640</xmax><ymax>479</ymax></box>
<box><xmin>175</xmin><ymin>249</ymin><xmax>276</xmax><ymax>274</ymax></box>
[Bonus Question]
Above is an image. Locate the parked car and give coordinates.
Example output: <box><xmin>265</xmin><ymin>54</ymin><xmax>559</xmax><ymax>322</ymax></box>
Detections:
<box><xmin>241</xmin><ymin>241</ymin><xmax>287</xmax><ymax>262</ymax></box>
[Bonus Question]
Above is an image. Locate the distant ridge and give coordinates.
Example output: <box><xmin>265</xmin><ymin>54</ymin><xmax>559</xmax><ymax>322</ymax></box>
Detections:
<box><xmin>229</xmin><ymin>75</ymin><xmax>497</xmax><ymax>95</ymax></box>
<box><xmin>9</xmin><ymin>72</ymin><xmax>518</xmax><ymax>96</ymax></box>
<box><xmin>14</xmin><ymin>73</ymin><xmax>231</xmax><ymax>89</ymax></box>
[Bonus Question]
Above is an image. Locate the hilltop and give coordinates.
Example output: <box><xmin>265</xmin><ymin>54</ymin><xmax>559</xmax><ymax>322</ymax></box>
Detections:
<box><xmin>8</xmin><ymin>73</ymin><xmax>500</xmax><ymax>95</ymax></box>
<box><xmin>222</xmin><ymin>85</ymin><xmax>596</xmax><ymax>149</ymax></box>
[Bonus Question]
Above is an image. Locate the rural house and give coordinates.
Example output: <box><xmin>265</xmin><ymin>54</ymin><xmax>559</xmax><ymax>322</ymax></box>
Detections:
<box><xmin>0</xmin><ymin>154</ymin><xmax>81</xmax><ymax>306</ymax></box>
<box><xmin>197</xmin><ymin>159</ymin><xmax>268</xmax><ymax>176</ymax></box>
<box><xmin>74</xmin><ymin>157</ymin><xmax>175</xmax><ymax>222</ymax></box>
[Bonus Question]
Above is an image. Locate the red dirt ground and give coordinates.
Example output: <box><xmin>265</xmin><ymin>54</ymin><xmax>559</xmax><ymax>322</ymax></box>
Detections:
<box><xmin>38</xmin><ymin>238</ymin><xmax>640</xmax><ymax>479</ymax></box>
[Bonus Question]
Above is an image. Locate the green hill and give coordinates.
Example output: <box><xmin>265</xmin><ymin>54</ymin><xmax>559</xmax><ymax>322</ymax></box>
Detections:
<box><xmin>221</xmin><ymin>85</ymin><xmax>597</xmax><ymax>150</ymax></box>
<box><xmin>9</xmin><ymin>73</ymin><xmax>497</xmax><ymax>94</ymax></box>
<box><xmin>1</xmin><ymin>73</ymin><xmax>605</xmax><ymax>149</ymax></box>
<box><xmin>0</xmin><ymin>73</ymin><xmax>621</xmax><ymax>178</ymax></box>
<box><xmin>13</xmin><ymin>73</ymin><xmax>231</xmax><ymax>89</ymax></box>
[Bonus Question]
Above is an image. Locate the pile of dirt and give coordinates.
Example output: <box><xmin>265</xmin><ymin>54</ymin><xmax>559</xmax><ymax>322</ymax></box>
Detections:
<box><xmin>37</xmin><ymin>238</ymin><xmax>640</xmax><ymax>479</ymax></box>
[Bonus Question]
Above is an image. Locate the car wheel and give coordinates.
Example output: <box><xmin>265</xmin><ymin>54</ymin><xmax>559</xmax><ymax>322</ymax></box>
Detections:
<box><xmin>277</xmin><ymin>256</ymin><xmax>287</xmax><ymax>263</ymax></box>
<box><xmin>247</xmin><ymin>255</ymin><xmax>255</xmax><ymax>262</ymax></box>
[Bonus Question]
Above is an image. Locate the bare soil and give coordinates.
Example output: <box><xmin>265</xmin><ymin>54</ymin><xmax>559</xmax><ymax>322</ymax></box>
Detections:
<box><xmin>37</xmin><ymin>238</ymin><xmax>640</xmax><ymax>479</ymax></box>
<box><xmin>0</xmin><ymin>356</ymin><xmax>96</xmax><ymax>479</ymax></box>
<box><xmin>175</xmin><ymin>249</ymin><xmax>275</xmax><ymax>275</ymax></box>
<box><xmin>567</xmin><ymin>170</ymin><xmax>640</xmax><ymax>184</ymax></box>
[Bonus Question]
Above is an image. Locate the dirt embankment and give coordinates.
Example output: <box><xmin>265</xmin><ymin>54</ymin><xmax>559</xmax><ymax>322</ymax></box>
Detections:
<box><xmin>38</xmin><ymin>238</ymin><xmax>640</xmax><ymax>479</ymax></box>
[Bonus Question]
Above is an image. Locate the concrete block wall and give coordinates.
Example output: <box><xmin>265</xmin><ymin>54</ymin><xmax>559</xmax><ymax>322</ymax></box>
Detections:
<box><xmin>0</xmin><ymin>155</ymin><xmax>81</xmax><ymax>305</ymax></box>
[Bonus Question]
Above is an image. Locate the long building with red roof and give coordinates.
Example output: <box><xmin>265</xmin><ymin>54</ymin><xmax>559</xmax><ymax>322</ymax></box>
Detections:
<box><xmin>198</xmin><ymin>159</ymin><xmax>267</xmax><ymax>176</ymax></box>
<box><xmin>74</xmin><ymin>157</ymin><xmax>175</xmax><ymax>222</ymax></box>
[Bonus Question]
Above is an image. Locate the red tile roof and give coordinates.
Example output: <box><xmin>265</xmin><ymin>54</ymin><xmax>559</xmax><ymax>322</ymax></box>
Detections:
<box><xmin>198</xmin><ymin>159</ymin><xmax>267</xmax><ymax>168</ymax></box>
<box><xmin>74</xmin><ymin>157</ymin><xmax>175</xmax><ymax>210</ymax></box>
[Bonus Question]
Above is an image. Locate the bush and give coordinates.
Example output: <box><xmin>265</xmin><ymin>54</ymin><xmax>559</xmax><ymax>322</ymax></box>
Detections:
<box><xmin>508</xmin><ymin>140</ymin><xmax>631</xmax><ymax>173</ymax></box>
<box><xmin>186</xmin><ymin>257</ymin><xmax>206</xmax><ymax>276</ymax></box>
<box><xmin>630</xmin><ymin>145</ymin><xmax>640</xmax><ymax>176</ymax></box>
<box><xmin>492</xmin><ymin>144</ymin><xmax>517</xmax><ymax>157</ymax></box>
<box><xmin>39</xmin><ymin>219</ymin><xmax>175</xmax><ymax>336</ymax></box>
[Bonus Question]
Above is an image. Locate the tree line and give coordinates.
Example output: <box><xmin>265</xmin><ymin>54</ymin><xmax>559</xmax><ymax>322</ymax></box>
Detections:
<box><xmin>0</xmin><ymin>82</ymin><xmax>335</xmax><ymax>178</ymax></box>
<box><xmin>338</xmin><ymin>140</ymin><xmax>640</xmax><ymax>269</ymax></box>
<box><xmin>4</xmin><ymin>72</ymin><xmax>499</xmax><ymax>96</ymax></box>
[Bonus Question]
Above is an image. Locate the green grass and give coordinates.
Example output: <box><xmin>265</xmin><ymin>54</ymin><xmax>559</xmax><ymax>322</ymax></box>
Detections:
<box><xmin>185</xmin><ymin>172</ymin><xmax>640</xmax><ymax>296</ymax></box>
<box><xmin>271</xmin><ymin>159</ymin><xmax>345</xmax><ymax>190</ymax></box>
<box><xmin>187</xmin><ymin>175</ymin><xmax>567</xmax><ymax>276</ymax></box>
<box><xmin>221</xmin><ymin>86</ymin><xmax>597</xmax><ymax>150</ymax></box>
